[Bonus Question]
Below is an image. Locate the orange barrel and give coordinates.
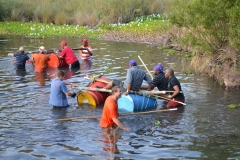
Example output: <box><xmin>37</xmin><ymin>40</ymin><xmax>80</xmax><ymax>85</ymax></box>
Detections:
<box><xmin>77</xmin><ymin>77</ymin><xmax>109</xmax><ymax>106</ymax></box>
<box><xmin>48</xmin><ymin>53</ymin><xmax>68</xmax><ymax>68</ymax></box>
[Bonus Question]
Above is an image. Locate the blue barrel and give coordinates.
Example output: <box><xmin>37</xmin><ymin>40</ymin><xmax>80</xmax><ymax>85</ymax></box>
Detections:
<box><xmin>118</xmin><ymin>94</ymin><xmax>157</xmax><ymax>112</ymax></box>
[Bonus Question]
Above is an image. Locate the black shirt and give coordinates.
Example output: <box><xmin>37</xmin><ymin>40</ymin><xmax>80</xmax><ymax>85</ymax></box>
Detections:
<box><xmin>168</xmin><ymin>76</ymin><xmax>184</xmax><ymax>100</ymax></box>
<box><xmin>152</xmin><ymin>72</ymin><xmax>169</xmax><ymax>91</ymax></box>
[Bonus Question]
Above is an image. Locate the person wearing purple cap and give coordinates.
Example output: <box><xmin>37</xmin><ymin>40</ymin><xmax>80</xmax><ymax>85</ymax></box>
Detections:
<box><xmin>123</xmin><ymin>59</ymin><xmax>152</xmax><ymax>94</ymax></box>
<box><xmin>141</xmin><ymin>64</ymin><xmax>169</xmax><ymax>91</ymax></box>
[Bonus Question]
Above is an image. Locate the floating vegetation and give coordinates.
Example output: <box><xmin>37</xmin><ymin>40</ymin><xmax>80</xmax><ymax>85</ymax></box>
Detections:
<box><xmin>0</xmin><ymin>14</ymin><xmax>170</xmax><ymax>39</ymax></box>
<box><xmin>0</xmin><ymin>21</ymin><xmax>105</xmax><ymax>38</ymax></box>
<box><xmin>155</xmin><ymin>120</ymin><xmax>161</xmax><ymax>126</ymax></box>
<box><xmin>228</xmin><ymin>104</ymin><xmax>237</xmax><ymax>109</ymax></box>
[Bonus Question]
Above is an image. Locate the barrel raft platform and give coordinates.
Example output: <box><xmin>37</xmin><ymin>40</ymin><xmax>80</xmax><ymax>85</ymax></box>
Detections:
<box><xmin>77</xmin><ymin>77</ymin><xmax>109</xmax><ymax>106</ymax></box>
<box><xmin>118</xmin><ymin>94</ymin><xmax>157</xmax><ymax>112</ymax></box>
<box><xmin>48</xmin><ymin>53</ymin><xmax>68</xmax><ymax>68</ymax></box>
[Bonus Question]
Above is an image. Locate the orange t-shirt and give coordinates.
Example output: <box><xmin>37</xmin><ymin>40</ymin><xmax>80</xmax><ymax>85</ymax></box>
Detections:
<box><xmin>32</xmin><ymin>53</ymin><xmax>50</xmax><ymax>72</ymax></box>
<box><xmin>99</xmin><ymin>96</ymin><xmax>118</xmax><ymax>128</ymax></box>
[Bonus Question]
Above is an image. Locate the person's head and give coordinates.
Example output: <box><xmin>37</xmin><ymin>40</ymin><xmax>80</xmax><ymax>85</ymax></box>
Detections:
<box><xmin>153</xmin><ymin>64</ymin><xmax>164</xmax><ymax>75</ymax></box>
<box><xmin>165</xmin><ymin>68</ymin><xmax>174</xmax><ymax>79</ymax></box>
<box><xmin>56</xmin><ymin>70</ymin><xmax>65</xmax><ymax>80</ymax></box>
<box><xmin>19</xmin><ymin>47</ymin><xmax>24</xmax><ymax>53</ymax></box>
<box><xmin>111</xmin><ymin>86</ymin><xmax>122</xmax><ymax>100</ymax></box>
<box><xmin>39</xmin><ymin>46</ymin><xmax>46</xmax><ymax>53</ymax></box>
<box><xmin>82</xmin><ymin>39</ymin><xmax>88</xmax><ymax>46</ymax></box>
<box><xmin>60</xmin><ymin>40</ymin><xmax>67</xmax><ymax>49</ymax></box>
<box><xmin>129</xmin><ymin>60</ymin><xmax>137</xmax><ymax>68</ymax></box>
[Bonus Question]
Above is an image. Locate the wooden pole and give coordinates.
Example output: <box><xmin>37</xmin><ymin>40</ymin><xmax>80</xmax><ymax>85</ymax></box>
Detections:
<box><xmin>152</xmin><ymin>94</ymin><xmax>186</xmax><ymax>106</ymax></box>
<box><xmin>58</xmin><ymin>108</ymin><xmax>177</xmax><ymax>121</ymax></box>
<box><xmin>138</xmin><ymin>55</ymin><xmax>153</xmax><ymax>79</ymax></box>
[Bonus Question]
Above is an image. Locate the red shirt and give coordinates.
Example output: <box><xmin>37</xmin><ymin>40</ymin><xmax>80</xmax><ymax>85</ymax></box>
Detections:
<box><xmin>60</xmin><ymin>46</ymin><xmax>78</xmax><ymax>65</ymax></box>
<box><xmin>99</xmin><ymin>96</ymin><xmax>118</xmax><ymax>128</ymax></box>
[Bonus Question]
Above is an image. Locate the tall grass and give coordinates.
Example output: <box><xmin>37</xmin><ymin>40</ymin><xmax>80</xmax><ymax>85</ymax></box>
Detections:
<box><xmin>0</xmin><ymin>0</ymin><xmax>169</xmax><ymax>25</ymax></box>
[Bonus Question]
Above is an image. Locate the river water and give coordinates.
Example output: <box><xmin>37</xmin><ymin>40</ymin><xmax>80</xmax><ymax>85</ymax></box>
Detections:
<box><xmin>0</xmin><ymin>35</ymin><xmax>240</xmax><ymax>160</ymax></box>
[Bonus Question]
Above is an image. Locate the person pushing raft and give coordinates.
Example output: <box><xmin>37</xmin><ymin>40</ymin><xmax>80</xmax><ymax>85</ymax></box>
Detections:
<box><xmin>8</xmin><ymin>47</ymin><xmax>33</xmax><ymax>70</ymax></box>
<box><xmin>165</xmin><ymin>68</ymin><xmax>185</xmax><ymax>108</ymax></box>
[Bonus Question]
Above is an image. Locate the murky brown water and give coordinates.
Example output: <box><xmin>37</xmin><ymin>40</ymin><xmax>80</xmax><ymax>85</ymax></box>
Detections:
<box><xmin>0</xmin><ymin>35</ymin><xmax>240</xmax><ymax>160</ymax></box>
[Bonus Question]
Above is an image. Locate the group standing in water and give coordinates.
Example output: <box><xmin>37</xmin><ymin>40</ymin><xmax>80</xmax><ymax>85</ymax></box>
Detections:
<box><xmin>7</xmin><ymin>40</ymin><xmax>185</xmax><ymax>133</ymax></box>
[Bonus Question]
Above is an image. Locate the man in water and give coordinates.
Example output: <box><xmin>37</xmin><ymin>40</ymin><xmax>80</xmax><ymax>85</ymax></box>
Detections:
<box><xmin>122</xmin><ymin>59</ymin><xmax>152</xmax><ymax>94</ymax></box>
<box><xmin>49</xmin><ymin>70</ymin><xmax>77</xmax><ymax>108</ymax></box>
<box><xmin>100</xmin><ymin>60</ymin><xmax>152</xmax><ymax>94</ymax></box>
<box><xmin>79</xmin><ymin>39</ymin><xmax>93</xmax><ymax>61</ymax></box>
<box><xmin>99</xmin><ymin>86</ymin><xmax>129</xmax><ymax>131</ymax></box>
<box><xmin>141</xmin><ymin>64</ymin><xmax>169</xmax><ymax>91</ymax></box>
<box><xmin>31</xmin><ymin>46</ymin><xmax>50</xmax><ymax>72</ymax></box>
<box><xmin>55</xmin><ymin>40</ymin><xmax>80</xmax><ymax>69</ymax></box>
<box><xmin>8</xmin><ymin>47</ymin><xmax>32</xmax><ymax>70</ymax></box>
<box><xmin>165</xmin><ymin>68</ymin><xmax>185</xmax><ymax>108</ymax></box>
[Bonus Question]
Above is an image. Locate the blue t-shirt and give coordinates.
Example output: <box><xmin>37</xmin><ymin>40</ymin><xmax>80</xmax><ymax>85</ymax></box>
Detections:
<box><xmin>14</xmin><ymin>52</ymin><xmax>30</xmax><ymax>70</ymax></box>
<box><xmin>49</xmin><ymin>78</ymin><xmax>69</xmax><ymax>107</ymax></box>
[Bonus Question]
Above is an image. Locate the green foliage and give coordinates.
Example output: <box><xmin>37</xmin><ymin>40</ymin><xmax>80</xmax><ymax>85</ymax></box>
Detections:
<box><xmin>101</xmin><ymin>67</ymin><xmax>111</xmax><ymax>72</ymax></box>
<box><xmin>164</xmin><ymin>49</ymin><xmax>176</xmax><ymax>56</ymax></box>
<box><xmin>0</xmin><ymin>0</ymin><xmax>168</xmax><ymax>26</ymax></box>
<box><xmin>155</xmin><ymin>120</ymin><xmax>161</xmax><ymax>126</ymax></box>
<box><xmin>0</xmin><ymin>21</ymin><xmax>105</xmax><ymax>38</ymax></box>
<box><xmin>168</xmin><ymin>0</ymin><xmax>240</xmax><ymax>54</ymax></box>
<box><xmin>185</xmin><ymin>70</ymin><xmax>192</xmax><ymax>75</ymax></box>
<box><xmin>228</xmin><ymin>104</ymin><xmax>237</xmax><ymax>109</ymax></box>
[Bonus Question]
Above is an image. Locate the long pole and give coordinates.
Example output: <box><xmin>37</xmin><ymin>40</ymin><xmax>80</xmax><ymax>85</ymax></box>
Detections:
<box><xmin>138</xmin><ymin>55</ymin><xmax>153</xmax><ymax>79</ymax></box>
<box><xmin>58</xmin><ymin>108</ymin><xmax>177</xmax><ymax>121</ymax></box>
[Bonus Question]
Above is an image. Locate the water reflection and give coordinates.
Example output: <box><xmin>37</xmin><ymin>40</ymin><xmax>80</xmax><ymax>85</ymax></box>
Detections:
<box><xmin>16</xmin><ymin>69</ymin><xmax>27</xmax><ymax>77</ymax></box>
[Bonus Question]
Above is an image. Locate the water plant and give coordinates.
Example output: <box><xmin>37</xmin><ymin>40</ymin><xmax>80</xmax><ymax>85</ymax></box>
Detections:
<box><xmin>228</xmin><ymin>104</ymin><xmax>237</xmax><ymax>109</ymax></box>
<box><xmin>155</xmin><ymin>120</ymin><xmax>161</xmax><ymax>126</ymax></box>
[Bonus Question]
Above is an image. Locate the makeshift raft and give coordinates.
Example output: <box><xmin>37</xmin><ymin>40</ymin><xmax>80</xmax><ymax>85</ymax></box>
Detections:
<box><xmin>118</xmin><ymin>94</ymin><xmax>157</xmax><ymax>112</ymax></box>
<box><xmin>77</xmin><ymin>77</ymin><xmax>109</xmax><ymax>106</ymax></box>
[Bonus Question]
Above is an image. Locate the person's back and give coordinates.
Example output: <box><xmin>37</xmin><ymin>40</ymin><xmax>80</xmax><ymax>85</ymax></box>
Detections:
<box><xmin>14</xmin><ymin>51</ymin><xmax>29</xmax><ymax>70</ymax></box>
<box><xmin>99</xmin><ymin>96</ymin><xmax>118</xmax><ymax>128</ymax></box>
<box><xmin>61</xmin><ymin>47</ymin><xmax>78</xmax><ymax>65</ymax></box>
<box><xmin>124</xmin><ymin>66</ymin><xmax>152</xmax><ymax>91</ymax></box>
<box><xmin>32</xmin><ymin>53</ymin><xmax>50</xmax><ymax>72</ymax></box>
<box><xmin>152</xmin><ymin>72</ymin><xmax>169</xmax><ymax>91</ymax></box>
<box><xmin>49</xmin><ymin>78</ymin><xmax>68</xmax><ymax>107</ymax></box>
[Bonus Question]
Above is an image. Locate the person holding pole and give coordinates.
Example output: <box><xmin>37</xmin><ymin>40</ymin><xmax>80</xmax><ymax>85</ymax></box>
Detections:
<box><xmin>122</xmin><ymin>59</ymin><xmax>152</xmax><ymax>95</ymax></box>
<box><xmin>165</xmin><ymin>68</ymin><xmax>185</xmax><ymax>108</ymax></box>
<box><xmin>99</xmin><ymin>86</ymin><xmax>129</xmax><ymax>131</ymax></box>
<box><xmin>141</xmin><ymin>64</ymin><xmax>169</xmax><ymax>91</ymax></box>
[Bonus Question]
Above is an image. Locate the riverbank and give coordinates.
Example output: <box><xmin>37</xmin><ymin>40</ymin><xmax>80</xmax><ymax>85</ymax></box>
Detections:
<box><xmin>0</xmin><ymin>20</ymin><xmax>239</xmax><ymax>88</ymax></box>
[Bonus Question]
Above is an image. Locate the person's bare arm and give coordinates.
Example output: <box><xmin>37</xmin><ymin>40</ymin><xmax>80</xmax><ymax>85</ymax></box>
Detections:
<box><xmin>123</xmin><ymin>83</ymin><xmax>131</xmax><ymax>95</ymax></box>
<box><xmin>112</xmin><ymin>118</ymin><xmax>129</xmax><ymax>131</ymax></box>
<box><xmin>169</xmin><ymin>85</ymin><xmax>180</xmax><ymax>99</ymax></box>
<box><xmin>103</xmin><ymin>81</ymin><xmax>113</xmax><ymax>89</ymax></box>
<box><xmin>8</xmin><ymin>53</ymin><xmax>14</xmax><ymax>56</ymax></box>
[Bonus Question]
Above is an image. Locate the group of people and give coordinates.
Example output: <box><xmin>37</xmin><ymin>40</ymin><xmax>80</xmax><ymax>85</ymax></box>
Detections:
<box><xmin>47</xmin><ymin>58</ymin><xmax>185</xmax><ymax>132</ymax></box>
<box><xmin>8</xmin><ymin>41</ymin><xmax>185</xmax><ymax>134</ymax></box>
<box><xmin>99</xmin><ymin>59</ymin><xmax>185</xmax><ymax>131</ymax></box>
<box><xmin>8</xmin><ymin>39</ymin><xmax>93</xmax><ymax>72</ymax></box>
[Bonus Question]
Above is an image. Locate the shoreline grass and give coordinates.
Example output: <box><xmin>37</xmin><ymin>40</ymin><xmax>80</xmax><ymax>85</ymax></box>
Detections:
<box><xmin>0</xmin><ymin>14</ymin><xmax>171</xmax><ymax>39</ymax></box>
